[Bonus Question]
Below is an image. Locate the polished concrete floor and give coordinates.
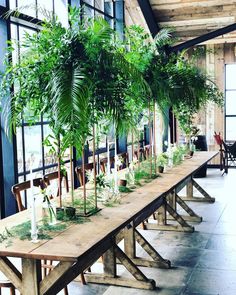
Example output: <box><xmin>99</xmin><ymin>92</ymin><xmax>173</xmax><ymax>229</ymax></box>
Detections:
<box><xmin>2</xmin><ymin>168</ymin><xmax>235</xmax><ymax>295</ymax></box>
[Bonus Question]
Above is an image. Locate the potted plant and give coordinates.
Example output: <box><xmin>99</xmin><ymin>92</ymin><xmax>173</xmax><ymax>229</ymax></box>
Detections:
<box><xmin>157</xmin><ymin>153</ymin><xmax>168</xmax><ymax>173</ymax></box>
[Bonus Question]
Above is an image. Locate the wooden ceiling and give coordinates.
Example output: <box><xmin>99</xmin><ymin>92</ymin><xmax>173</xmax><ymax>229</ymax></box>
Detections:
<box><xmin>125</xmin><ymin>0</ymin><xmax>236</xmax><ymax>45</ymax></box>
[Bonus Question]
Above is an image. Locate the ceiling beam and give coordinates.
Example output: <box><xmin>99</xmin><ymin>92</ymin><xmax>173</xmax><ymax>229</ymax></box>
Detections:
<box><xmin>168</xmin><ymin>22</ymin><xmax>236</xmax><ymax>53</ymax></box>
<box><xmin>137</xmin><ymin>0</ymin><xmax>160</xmax><ymax>38</ymax></box>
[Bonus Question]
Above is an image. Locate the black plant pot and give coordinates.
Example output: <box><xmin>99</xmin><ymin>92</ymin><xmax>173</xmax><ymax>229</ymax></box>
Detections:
<box><xmin>158</xmin><ymin>166</ymin><xmax>164</xmax><ymax>173</ymax></box>
<box><xmin>189</xmin><ymin>151</ymin><xmax>194</xmax><ymax>157</ymax></box>
<box><xmin>119</xmin><ymin>179</ymin><xmax>127</xmax><ymax>187</ymax></box>
<box><xmin>56</xmin><ymin>207</ymin><xmax>65</xmax><ymax>220</ymax></box>
<box><xmin>65</xmin><ymin>207</ymin><xmax>76</xmax><ymax>219</ymax></box>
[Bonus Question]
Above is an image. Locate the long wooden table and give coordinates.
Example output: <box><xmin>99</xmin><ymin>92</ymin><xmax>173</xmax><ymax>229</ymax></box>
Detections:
<box><xmin>0</xmin><ymin>151</ymin><xmax>218</xmax><ymax>294</ymax></box>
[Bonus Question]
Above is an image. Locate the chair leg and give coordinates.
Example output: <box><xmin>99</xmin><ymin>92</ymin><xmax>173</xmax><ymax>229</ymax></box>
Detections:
<box><xmin>10</xmin><ymin>286</ymin><xmax>16</xmax><ymax>295</ymax></box>
<box><xmin>64</xmin><ymin>286</ymin><xmax>69</xmax><ymax>295</ymax></box>
<box><xmin>80</xmin><ymin>273</ymin><xmax>86</xmax><ymax>285</ymax></box>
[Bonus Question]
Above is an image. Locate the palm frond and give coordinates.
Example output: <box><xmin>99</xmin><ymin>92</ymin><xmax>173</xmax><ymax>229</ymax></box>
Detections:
<box><xmin>50</xmin><ymin>63</ymin><xmax>91</xmax><ymax>152</ymax></box>
<box><xmin>154</xmin><ymin>28</ymin><xmax>174</xmax><ymax>48</ymax></box>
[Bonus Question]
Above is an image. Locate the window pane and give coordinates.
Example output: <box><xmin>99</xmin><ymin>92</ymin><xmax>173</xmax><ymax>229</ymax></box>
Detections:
<box><xmin>95</xmin><ymin>0</ymin><xmax>104</xmax><ymax>11</ymax></box>
<box><xmin>84</xmin><ymin>0</ymin><xmax>93</xmax><ymax>5</ymax></box>
<box><xmin>43</xmin><ymin>125</ymin><xmax>58</xmax><ymax>166</ymax></box>
<box><xmin>9</xmin><ymin>0</ymin><xmax>16</xmax><ymax>9</ymax></box>
<box><xmin>105</xmin><ymin>1</ymin><xmax>113</xmax><ymax>17</ymax></box>
<box><xmin>10</xmin><ymin>24</ymin><xmax>19</xmax><ymax>65</ymax></box>
<box><xmin>226</xmin><ymin>91</ymin><xmax>236</xmax><ymax>116</ymax></box>
<box><xmin>105</xmin><ymin>16</ymin><xmax>114</xmax><ymax>29</ymax></box>
<box><xmin>83</xmin><ymin>5</ymin><xmax>94</xmax><ymax>18</ymax></box>
<box><xmin>54</xmin><ymin>0</ymin><xmax>68</xmax><ymax>27</ymax></box>
<box><xmin>17</xmin><ymin>0</ymin><xmax>36</xmax><ymax>17</ymax></box>
<box><xmin>226</xmin><ymin>64</ymin><xmax>236</xmax><ymax>90</ymax></box>
<box><xmin>24</xmin><ymin>125</ymin><xmax>42</xmax><ymax>170</ymax></box>
<box><xmin>226</xmin><ymin>117</ymin><xmax>236</xmax><ymax>141</ymax></box>
<box><xmin>16</xmin><ymin>127</ymin><xmax>24</xmax><ymax>173</ymax></box>
<box><xmin>37</xmin><ymin>0</ymin><xmax>53</xmax><ymax>20</ymax></box>
<box><xmin>19</xmin><ymin>26</ymin><xmax>35</xmax><ymax>50</ymax></box>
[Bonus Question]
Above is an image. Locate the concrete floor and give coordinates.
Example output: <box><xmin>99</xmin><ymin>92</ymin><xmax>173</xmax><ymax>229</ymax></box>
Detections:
<box><xmin>2</xmin><ymin>168</ymin><xmax>236</xmax><ymax>295</ymax></box>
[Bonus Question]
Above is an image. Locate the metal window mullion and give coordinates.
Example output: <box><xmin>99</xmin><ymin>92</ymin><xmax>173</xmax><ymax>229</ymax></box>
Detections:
<box><xmin>35</xmin><ymin>0</ymin><xmax>38</xmax><ymax>19</ymax></box>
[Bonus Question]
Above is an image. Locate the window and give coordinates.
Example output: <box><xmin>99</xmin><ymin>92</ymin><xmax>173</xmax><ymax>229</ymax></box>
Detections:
<box><xmin>225</xmin><ymin>64</ymin><xmax>236</xmax><ymax>141</ymax></box>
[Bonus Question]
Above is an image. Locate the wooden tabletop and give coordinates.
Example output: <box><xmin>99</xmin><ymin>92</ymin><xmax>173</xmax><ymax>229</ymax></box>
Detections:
<box><xmin>0</xmin><ymin>151</ymin><xmax>218</xmax><ymax>262</ymax></box>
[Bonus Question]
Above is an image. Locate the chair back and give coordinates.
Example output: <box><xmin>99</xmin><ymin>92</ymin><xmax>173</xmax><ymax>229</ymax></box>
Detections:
<box><xmin>100</xmin><ymin>157</ymin><xmax>115</xmax><ymax>174</ymax></box>
<box><xmin>43</xmin><ymin>171</ymin><xmax>69</xmax><ymax>196</ymax></box>
<box><xmin>134</xmin><ymin>147</ymin><xmax>144</xmax><ymax>162</ymax></box>
<box><xmin>11</xmin><ymin>178</ymin><xmax>43</xmax><ymax>212</ymax></box>
<box><xmin>214</xmin><ymin>132</ymin><xmax>223</xmax><ymax>146</ymax></box>
<box><xmin>118</xmin><ymin>152</ymin><xmax>129</xmax><ymax>169</ymax></box>
<box><xmin>75</xmin><ymin>163</ymin><xmax>96</xmax><ymax>186</ymax></box>
<box><xmin>144</xmin><ymin>145</ymin><xmax>151</xmax><ymax>159</ymax></box>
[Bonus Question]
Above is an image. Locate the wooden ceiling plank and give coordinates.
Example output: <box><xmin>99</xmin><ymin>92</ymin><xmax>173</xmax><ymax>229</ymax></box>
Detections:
<box><xmin>159</xmin><ymin>16</ymin><xmax>235</xmax><ymax>27</ymax></box>
<box><xmin>150</xmin><ymin>0</ymin><xmax>236</xmax><ymax>11</ymax></box>
<box><xmin>168</xmin><ymin>22</ymin><xmax>236</xmax><ymax>53</ymax></box>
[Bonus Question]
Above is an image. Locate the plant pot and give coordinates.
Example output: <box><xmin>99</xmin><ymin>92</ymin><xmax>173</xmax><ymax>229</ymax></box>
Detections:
<box><xmin>189</xmin><ymin>151</ymin><xmax>194</xmax><ymax>156</ymax></box>
<box><xmin>56</xmin><ymin>207</ymin><xmax>65</xmax><ymax>220</ymax></box>
<box><xmin>119</xmin><ymin>179</ymin><xmax>127</xmax><ymax>187</ymax></box>
<box><xmin>65</xmin><ymin>207</ymin><xmax>76</xmax><ymax>219</ymax></box>
<box><xmin>158</xmin><ymin>166</ymin><xmax>164</xmax><ymax>173</ymax></box>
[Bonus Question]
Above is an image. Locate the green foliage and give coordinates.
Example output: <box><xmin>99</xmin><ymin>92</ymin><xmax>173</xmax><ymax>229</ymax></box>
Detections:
<box><xmin>8</xmin><ymin>220</ymin><xmax>67</xmax><ymax>241</ymax></box>
<box><xmin>118</xmin><ymin>186</ymin><xmax>133</xmax><ymax>193</ymax></box>
<box><xmin>157</xmin><ymin>153</ymin><xmax>168</xmax><ymax>167</ymax></box>
<box><xmin>0</xmin><ymin>6</ymin><xmax>223</xmax><ymax>156</ymax></box>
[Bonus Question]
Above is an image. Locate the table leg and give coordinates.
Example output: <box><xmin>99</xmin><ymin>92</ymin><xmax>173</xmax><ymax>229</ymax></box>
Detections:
<box><xmin>166</xmin><ymin>191</ymin><xmax>202</xmax><ymax>223</ymax></box>
<box><xmin>181</xmin><ymin>178</ymin><xmax>215</xmax><ymax>203</ymax></box>
<box><xmin>123</xmin><ymin>223</ymin><xmax>170</xmax><ymax>269</ymax></box>
<box><xmin>22</xmin><ymin>259</ymin><xmax>41</xmax><ymax>295</ymax></box>
<box><xmin>84</xmin><ymin>236</ymin><xmax>156</xmax><ymax>290</ymax></box>
<box><xmin>145</xmin><ymin>198</ymin><xmax>194</xmax><ymax>232</ymax></box>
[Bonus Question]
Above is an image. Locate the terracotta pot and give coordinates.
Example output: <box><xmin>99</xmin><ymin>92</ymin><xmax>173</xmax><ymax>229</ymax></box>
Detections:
<box><xmin>119</xmin><ymin>179</ymin><xmax>127</xmax><ymax>187</ymax></box>
<box><xmin>158</xmin><ymin>166</ymin><xmax>164</xmax><ymax>173</ymax></box>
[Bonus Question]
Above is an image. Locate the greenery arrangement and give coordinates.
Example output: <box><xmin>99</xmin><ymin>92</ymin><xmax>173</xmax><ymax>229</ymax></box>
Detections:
<box><xmin>0</xmin><ymin>5</ymin><xmax>224</xmax><ymax>222</ymax></box>
<box><xmin>157</xmin><ymin>153</ymin><xmax>168</xmax><ymax>168</ymax></box>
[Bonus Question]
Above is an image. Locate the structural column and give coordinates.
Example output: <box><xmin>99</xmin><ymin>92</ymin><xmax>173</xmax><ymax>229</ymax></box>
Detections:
<box><xmin>0</xmin><ymin>1</ymin><xmax>17</xmax><ymax>218</ymax></box>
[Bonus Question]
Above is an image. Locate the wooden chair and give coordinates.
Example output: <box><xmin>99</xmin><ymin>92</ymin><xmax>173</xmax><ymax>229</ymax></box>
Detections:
<box><xmin>75</xmin><ymin>163</ymin><xmax>97</xmax><ymax>186</ymax></box>
<box><xmin>118</xmin><ymin>152</ymin><xmax>129</xmax><ymax>170</ymax></box>
<box><xmin>214</xmin><ymin>132</ymin><xmax>236</xmax><ymax>174</ymax></box>
<box><xmin>11</xmin><ymin>179</ymin><xmax>86</xmax><ymax>290</ymax></box>
<box><xmin>0</xmin><ymin>278</ymin><xmax>16</xmax><ymax>295</ymax></box>
<box><xmin>43</xmin><ymin>170</ymin><xmax>69</xmax><ymax>196</ymax></box>
<box><xmin>11</xmin><ymin>178</ymin><xmax>44</xmax><ymax>211</ymax></box>
<box><xmin>100</xmin><ymin>157</ymin><xmax>115</xmax><ymax>174</ymax></box>
<box><xmin>144</xmin><ymin>145</ymin><xmax>151</xmax><ymax>159</ymax></box>
<box><xmin>134</xmin><ymin>147</ymin><xmax>145</xmax><ymax>162</ymax></box>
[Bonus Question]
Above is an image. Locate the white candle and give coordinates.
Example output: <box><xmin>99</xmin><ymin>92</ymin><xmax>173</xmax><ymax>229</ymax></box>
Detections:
<box><xmin>29</xmin><ymin>156</ymin><xmax>38</xmax><ymax>243</ymax></box>
<box><xmin>107</xmin><ymin>141</ymin><xmax>110</xmax><ymax>177</ymax></box>
<box><xmin>114</xmin><ymin>138</ymin><xmax>118</xmax><ymax>194</ymax></box>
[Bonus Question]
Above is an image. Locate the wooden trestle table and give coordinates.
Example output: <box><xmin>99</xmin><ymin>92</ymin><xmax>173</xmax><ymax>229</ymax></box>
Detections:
<box><xmin>0</xmin><ymin>151</ymin><xmax>218</xmax><ymax>294</ymax></box>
